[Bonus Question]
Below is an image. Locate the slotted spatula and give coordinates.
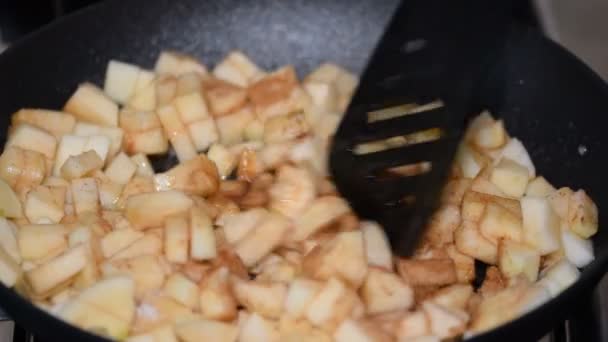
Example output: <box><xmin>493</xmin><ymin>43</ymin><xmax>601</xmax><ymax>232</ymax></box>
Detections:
<box><xmin>330</xmin><ymin>0</ymin><xmax>512</xmax><ymax>256</ymax></box>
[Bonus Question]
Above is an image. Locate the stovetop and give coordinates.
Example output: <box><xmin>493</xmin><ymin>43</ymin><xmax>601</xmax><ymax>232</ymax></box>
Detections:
<box><xmin>0</xmin><ymin>1</ymin><xmax>607</xmax><ymax>341</ymax></box>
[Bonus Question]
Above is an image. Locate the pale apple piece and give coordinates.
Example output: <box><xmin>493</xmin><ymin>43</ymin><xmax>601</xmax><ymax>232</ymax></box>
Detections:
<box><xmin>396</xmin><ymin>258</ymin><xmax>457</xmax><ymax>286</ymax></box>
<box><xmin>547</xmin><ymin>187</ymin><xmax>573</xmax><ymax>220</ymax></box>
<box><xmin>361</xmin><ymin>267</ymin><xmax>414</xmax><ymax>315</ymax></box>
<box><xmin>53</xmin><ymin>135</ymin><xmax>87</xmax><ymax>175</ymax></box>
<box><xmin>239</xmin><ymin>312</ymin><xmax>280</xmax><ymax>342</ymax></box>
<box><xmin>104</xmin><ymin>60</ymin><xmax>141</xmax><ymax>104</ymax></box>
<box><xmin>462</xmin><ymin>190</ymin><xmax>522</xmax><ymax>222</ymax></box>
<box><xmin>440</xmin><ymin>178</ymin><xmax>472</xmax><ymax>206</ymax></box>
<box><xmin>232</xmin><ymin>278</ymin><xmax>287</xmax><ymax>319</ymax></box>
<box><xmin>473</xmin><ymin>119</ymin><xmax>506</xmax><ymax>149</ymax></box>
<box><xmin>26</xmin><ymin>244</ymin><xmax>87</xmax><ymax>294</ymax></box>
<box><xmin>199</xmin><ymin>266</ymin><xmax>238</xmax><ymax>321</ymax></box>
<box><xmin>248</xmin><ymin>66</ymin><xmax>299</xmax><ymax>121</ymax></box>
<box><xmin>244</xmin><ymin>119</ymin><xmax>265</xmax><ymax>142</ymax></box>
<box><xmin>497</xmin><ymin>239</ymin><xmax>540</xmax><ymax>282</ymax></box>
<box><xmin>189</xmin><ymin>207</ymin><xmax>216</xmax><ymax>261</ymax></box>
<box><xmin>65</xmin><ymin>83</ymin><xmax>119</xmax><ymax>126</ymax></box>
<box><xmin>259</xmin><ymin>143</ymin><xmax>292</xmax><ymax>169</ymax></box>
<box><xmin>156</xmin><ymin>104</ymin><xmax>197</xmax><ymax>162</ymax></box>
<box><xmin>208</xmin><ymin>143</ymin><xmax>238</xmax><ymax>179</ymax></box>
<box><xmin>278</xmin><ymin>316</ymin><xmax>332</xmax><ymax>342</ymax></box>
<box><xmin>422</xmin><ymin>301</ymin><xmax>469</xmax><ymax>339</ymax></box>
<box><xmin>454</xmin><ymin>220</ymin><xmax>497</xmax><ymax>264</ymax></box>
<box><xmin>128</xmin><ymin>80</ymin><xmax>157</xmax><ymax>112</ymax></box>
<box><xmin>0</xmin><ymin>147</ymin><xmax>25</xmax><ymax>189</ymax></box>
<box><xmin>525</xmin><ymin>176</ymin><xmax>556</xmax><ymax>197</ymax></box>
<box><xmin>61</xmin><ymin>300</ymin><xmax>129</xmax><ymax>339</ymax></box>
<box><xmin>479</xmin><ymin>202</ymin><xmax>522</xmax><ymax>244</ymax></box>
<box><xmin>216</xmin><ymin>106</ymin><xmax>255</xmax><ymax>145</ymax></box>
<box><xmin>164</xmin><ymin>215</ymin><xmax>189</xmax><ymax>264</ymax></box>
<box><xmin>0</xmin><ymin>218</ymin><xmax>20</xmax><ymax>264</ymax></box>
<box><xmin>97</xmin><ymin>174</ymin><xmax>123</xmax><ymax>210</ymax></box>
<box><xmin>235</xmin><ymin>212</ymin><xmax>290</xmax><ymax>267</ymax></box>
<box><xmin>496</xmin><ymin>138</ymin><xmax>535</xmax><ymax>178</ymax></box>
<box><xmin>0</xmin><ymin>178</ymin><xmax>23</xmax><ymax>218</ymax></box>
<box><xmin>176</xmin><ymin>72</ymin><xmax>203</xmax><ymax>96</ymax></box>
<box><xmin>561</xmin><ymin>226</ymin><xmax>594</xmax><ymax>267</ymax></box>
<box><xmin>154</xmin><ymin>75</ymin><xmax>178</xmax><ymax>106</ymax></box>
<box><xmin>155</xmin><ymin>51</ymin><xmax>208</xmax><ymax>76</ymax></box>
<box><xmin>303</xmin><ymin>81</ymin><xmax>339</xmax><ymax>113</ymax></box>
<box><xmin>117</xmin><ymin>176</ymin><xmax>155</xmax><ymax>208</ymax></box>
<box><xmin>60</xmin><ymin>150</ymin><xmax>103</xmax><ymax>180</ymax></box>
<box><xmin>333</xmin><ymin>319</ymin><xmax>393</xmax><ymax>342</ymax></box>
<box><xmin>515</xmin><ymin>284</ymin><xmax>552</xmax><ymax>316</ymax></box>
<box><xmin>567</xmin><ymin>189</ymin><xmax>598</xmax><ymax>239</ymax></box>
<box><xmin>213</xmin><ymin>51</ymin><xmax>264</xmax><ymax>87</ymax></box>
<box><xmin>12</xmin><ymin>109</ymin><xmax>76</xmax><ymax>139</ymax></box>
<box><xmin>100</xmin><ymin>228</ymin><xmax>145</xmax><ymax>258</ymax></box>
<box><xmin>292</xmin><ymin>196</ymin><xmax>350</xmax><ymax>241</ymax></box>
<box><xmin>111</xmin><ymin>234</ymin><xmax>162</xmax><ymax>260</ymax></box>
<box><xmin>490</xmin><ymin>158</ymin><xmax>529</xmax><ymax>198</ymax></box>
<box><xmin>429</xmin><ymin>284</ymin><xmax>473</xmax><ymax>311</ymax></box>
<box><xmin>360</xmin><ymin>221</ymin><xmax>392</xmax><ymax>270</ymax></box>
<box><xmin>130</xmin><ymin>154</ymin><xmax>155</xmax><ymax>177</ymax></box>
<box><xmin>539</xmin><ymin>259</ymin><xmax>580</xmax><ymax>297</ymax></box>
<box><xmin>133</xmin><ymin>295</ymin><xmax>196</xmax><ymax>333</ymax></box>
<box><xmin>163</xmin><ymin>273</ymin><xmax>199</xmax><ymax>310</ymax></box>
<box><xmin>174</xmin><ymin>92</ymin><xmax>210</xmax><ymax>123</ymax></box>
<box><xmin>103</xmin><ymin>152</ymin><xmax>137</xmax><ymax>185</ymax></box>
<box><xmin>218</xmin><ymin>208</ymin><xmax>268</xmax><ymax>245</ymax></box>
<box><xmin>70</xmin><ymin>178</ymin><xmax>99</xmax><ymax>216</ymax></box>
<box><xmin>305</xmin><ymin>277</ymin><xmax>364</xmax><ymax>332</ymax></box>
<box><xmin>203</xmin><ymin>77</ymin><xmax>249</xmax><ymax>117</ymax></box>
<box><xmin>125</xmin><ymin>190</ymin><xmax>193</xmax><ymax>229</ymax></box>
<box><xmin>396</xmin><ymin>311</ymin><xmax>430</xmax><ymax>340</ymax></box>
<box><xmin>455</xmin><ymin>144</ymin><xmax>482</xmax><ymax>178</ymax></box>
<box><xmin>120</xmin><ymin>108</ymin><xmax>162</xmax><ymax>132</ymax></box>
<box><xmin>154</xmin><ymin>155</ymin><xmax>219</xmax><ymax>196</ymax></box>
<box><xmin>0</xmin><ymin>245</ymin><xmax>21</xmax><ymax>287</ymax></box>
<box><xmin>83</xmin><ymin>135</ymin><xmax>111</xmax><ymax>164</ymax></box>
<box><xmin>175</xmin><ymin>318</ymin><xmax>238</xmax><ymax>342</ymax></box>
<box><xmin>133</xmin><ymin>69</ymin><xmax>155</xmax><ymax>92</ymax></box>
<box><xmin>423</xmin><ymin>204</ymin><xmax>461</xmax><ymax>247</ymax></box>
<box><xmin>269</xmin><ymin>165</ymin><xmax>317</xmax><ymax>219</ymax></box>
<box><xmin>129</xmin><ymin>129</ymin><xmax>170</xmax><ymax>155</ymax></box>
<box><xmin>25</xmin><ymin>185</ymin><xmax>64</xmax><ymax>224</ymax></box>
<box><xmin>284</xmin><ymin>277</ymin><xmax>323</xmax><ymax>319</ymax></box>
<box><xmin>521</xmin><ymin>196</ymin><xmax>561</xmax><ymax>255</ymax></box>
<box><xmin>126</xmin><ymin>324</ymin><xmax>177</xmax><ymax>342</ymax></box>
<box><xmin>188</xmin><ymin>118</ymin><xmax>219</xmax><ymax>152</ymax></box>
<box><xmin>7</xmin><ymin>123</ymin><xmax>57</xmax><ymax>160</ymax></box>
<box><xmin>445</xmin><ymin>245</ymin><xmax>475</xmax><ymax>283</ymax></box>
<box><xmin>73</xmin><ymin>122</ymin><xmax>124</xmax><ymax>159</ymax></box>
<box><xmin>125</xmin><ymin>255</ymin><xmax>167</xmax><ymax>300</ymax></box>
<box><xmin>263</xmin><ymin>112</ymin><xmax>309</xmax><ymax>144</ymax></box>
<box><xmin>303</xmin><ymin>230</ymin><xmax>368</xmax><ymax>288</ymax></box>
<box><xmin>18</xmin><ymin>224</ymin><xmax>67</xmax><ymax>261</ymax></box>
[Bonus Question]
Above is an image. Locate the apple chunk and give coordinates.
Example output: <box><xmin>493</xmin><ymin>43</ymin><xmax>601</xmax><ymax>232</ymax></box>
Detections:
<box><xmin>521</xmin><ymin>196</ymin><xmax>561</xmax><ymax>255</ymax></box>
<box><xmin>490</xmin><ymin>158</ymin><xmax>529</xmax><ymax>198</ymax></box>
<box><xmin>65</xmin><ymin>83</ymin><xmax>119</xmax><ymax>126</ymax></box>
<box><xmin>125</xmin><ymin>190</ymin><xmax>193</xmax><ymax>229</ymax></box>
<box><xmin>175</xmin><ymin>318</ymin><xmax>238</xmax><ymax>342</ymax></box>
<box><xmin>26</xmin><ymin>244</ymin><xmax>87</xmax><ymax>295</ymax></box>
<box><xmin>498</xmin><ymin>239</ymin><xmax>540</xmax><ymax>281</ymax></box>
<box><xmin>104</xmin><ymin>60</ymin><xmax>141</xmax><ymax>104</ymax></box>
<box><xmin>0</xmin><ymin>178</ymin><xmax>22</xmax><ymax>218</ymax></box>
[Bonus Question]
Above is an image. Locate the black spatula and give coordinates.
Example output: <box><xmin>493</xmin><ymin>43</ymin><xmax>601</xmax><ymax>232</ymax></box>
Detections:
<box><xmin>330</xmin><ymin>0</ymin><xmax>511</xmax><ymax>256</ymax></box>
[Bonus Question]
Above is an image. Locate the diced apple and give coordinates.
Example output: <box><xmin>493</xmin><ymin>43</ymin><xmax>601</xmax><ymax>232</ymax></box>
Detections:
<box><xmin>128</xmin><ymin>79</ymin><xmax>157</xmax><ymax>111</ymax></box>
<box><xmin>567</xmin><ymin>190</ymin><xmax>598</xmax><ymax>239</ymax></box>
<box><xmin>203</xmin><ymin>78</ymin><xmax>248</xmax><ymax>117</ymax></box>
<box><xmin>333</xmin><ymin>319</ymin><xmax>392</xmax><ymax>342</ymax></box>
<box><xmin>396</xmin><ymin>258</ymin><xmax>457</xmax><ymax>286</ymax></box>
<box><xmin>455</xmin><ymin>144</ymin><xmax>482</xmax><ymax>178</ymax></box>
<box><xmin>188</xmin><ymin>118</ymin><xmax>219</xmax><ymax>151</ymax></box>
<box><xmin>454</xmin><ymin>220</ymin><xmax>497</xmax><ymax>264</ymax></box>
<box><xmin>423</xmin><ymin>204</ymin><xmax>461</xmax><ymax>247</ymax></box>
<box><xmin>154</xmin><ymin>155</ymin><xmax>219</xmax><ymax>196</ymax></box>
<box><xmin>232</xmin><ymin>278</ymin><xmax>287</xmax><ymax>319</ymax></box>
<box><xmin>103</xmin><ymin>152</ymin><xmax>137</xmax><ymax>185</ymax></box>
<box><xmin>104</xmin><ymin>60</ymin><xmax>141</xmax><ymax>104</ymax></box>
<box><xmin>218</xmin><ymin>208</ymin><xmax>268</xmax><ymax>245</ymax></box>
<box><xmin>263</xmin><ymin>112</ymin><xmax>309</xmax><ymax>144</ymax></box>
<box><xmin>235</xmin><ymin>212</ymin><xmax>290</xmax><ymax>267</ymax></box>
<box><xmin>208</xmin><ymin>143</ymin><xmax>237</xmax><ymax>179</ymax></box>
<box><xmin>0</xmin><ymin>178</ymin><xmax>23</xmax><ymax>218</ymax></box>
<box><xmin>292</xmin><ymin>196</ymin><xmax>350</xmax><ymax>241</ymax></box>
<box><xmin>60</xmin><ymin>150</ymin><xmax>103</xmax><ymax>180</ymax></box>
<box><xmin>155</xmin><ymin>51</ymin><xmax>208</xmax><ymax>76</ymax></box>
<box><xmin>396</xmin><ymin>311</ymin><xmax>430</xmax><ymax>340</ymax></box>
<box><xmin>0</xmin><ymin>218</ymin><xmax>20</xmax><ymax>264</ymax></box>
<box><xmin>71</xmin><ymin>178</ymin><xmax>99</xmax><ymax>216</ymax></box>
<box><xmin>216</xmin><ymin>106</ymin><xmax>255</xmax><ymax>145</ymax></box>
<box><xmin>101</xmin><ymin>228</ymin><xmax>145</xmax><ymax>258</ymax></box>
<box><xmin>213</xmin><ymin>51</ymin><xmax>264</xmax><ymax>87</ymax></box>
<box><xmin>561</xmin><ymin>227</ymin><xmax>594</xmax><ymax>267</ymax></box>
<box><xmin>174</xmin><ymin>92</ymin><xmax>210</xmax><ymax>123</ymax></box>
<box><xmin>490</xmin><ymin>158</ymin><xmax>529</xmax><ymax>198</ymax></box>
<box><xmin>539</xmin><ymin>259</ymin><xmax>580</xmax><ymax>297</ymax></box>
<box><xmin>176</xmin><ymin>72</ymin><xmax>203</xmax><ymax>96</ymax></box>
<box><xmin>525</xmin><ymin>176</ymin><xmax>556</xmax><ymax>197</ymax></box>
<box><xmin>25</xmin><ymin>185</ymin><xmax>64</xmax><ymax>224</ymax></box>
<box><xmin>83</xmin><ymin>135</ymin><xmax>111</xmax><ymax>164</ymax></box>
<box><xmin>65</xmin><ymin>83</ymin><xmax>119</xmax><ymax>126</ymax></box>
<box><xmin>11</xmin><ymin>109</ymin><xmax>76</xmax><ymax>139</ymax></box>
<box><xmin>498</xmin><ymin>239</ymin><xmax>541</xmax><ymax>281</ymax></box>
<box><xmin>361</xmin><ymin>221</ymin><xmax>392</xmax><ymax>270</ymax></box>
<box><xmin>521</xmin><ymin>196</ymin><xmax>561</xmax><ymax>255</ymax></box>
<box><xmin>248</xmin><ymin>66</ymin><xmax>299</xmax><ymax>121</ymax></box>
<box><xmin>163</xmin><ymin>273</ymin><xmax>199</xmax><ymax>310</ymax></box>
<box><xmin>446</xmin><ymin>245</ymin><xmax>475</xmax><ymax>283</ymax></box>
<box><xmin>244</xmin><ymin>119</ymin><xmax>265</xmax><ymax>142</ymax></box>
<box><xmin>284</xmin><ymin>277</ymin><xmax>323</xmax><ymax>319</ymax></box>
<box><xmin>497</xmin><ymin>138</ymin><xmax>535</xmax><ymax>179</ymax></box>
<box><xmin>421</xmin><ymin>301</ymin><xmax>469</xmax><ymax>339</ymax></box>
<box><xmin>479</xmin><ymin>202</ymin><xmax>522</xmax><ymax>244</ymax></box>
<box><xmin>18</xmin><ymin>224</ymin><xmax>67</xmax><ymax>261</ymax></box>
<box><xmin>164</xmin><ymin>215</ymin><xmax>189</xmax><ymax>263</ymax></box>
<box><xmin>303</xmin><ymin>81</ymin><xmax>339</xmax><ymax>113</ymax></box>
<box><xmin>110</xmin><ymin>234</ymin><xmax>162</xmax><ymax>260</ymax></box>
<box><xmin>73</xmin><ymin>122</ymin><xmax>124</xmax><ymax>158</ymax></box>
<box><xmin>126</xmin><ymin>324</ymin><xmax>177</xmax><ymax>342</ymax></box>
<box><xmin>190</xmin><ymin>207</ymin><xmax>216</xmax><ymax>261</ymax></box>
<box><xmin>430</xmin><ymin>284</ymin><xmax>473</xmax><ymax>311</ymax></box>
<box><xmin>473</xmin><ymin>119</ymin><xmax>506</xmax><ymax>149</ymax></box>
<box><xmin>239</xmin><ymin>312</ymin><xmax>280</xmax><ymax>342</ymax></box>
<box><xmin>7</xmin><ymin>123</ymin><xmax>56</xmax><ymax>160</ymax></box>
<box><xmin>125</xmin><ymin>190</ymin><xmax>193</xmax><ymax>229</ymax></box>
<box><xmin>53</xmin><ymin>135</ymin><xmax>87</xmax><ymax>175</ymax></box>
<box><xmin>126</xmin><ymin>255</ymin><xmax>166</xmax><ymax>300</ymax></box>
<box><xmin>199</xmin><ymin>267</ymin><xmax>238</xmax><ymax>321</ymax></box>
<box><xmin>361</xmin><ymin>267</ymin><xmax>414</xmax><ymax>314</ymax></box>
<box><xmin>303</xmin><ymin>230</ymin><xmax>368</xmax><ymax>288</ymax></box>
<box><xmin>134</xmin><ymin>69</ymin><xmax>155</xmax><ymax>92</ymax></box>
<box><xmin>269</xmin><ymin>165</ymin><xmax>317</xmax><ymax>219</ymax></box>
<box><xmin>305</xmin><ymin>277</ymin><xmax>363</xmax><ymax>332</ymax></box>
<box><xmin>0</xmin><ymin>244</ymin><xmax>21</xmax><ymax>288</ymax></box>
<box><xmin>156</xmin><ymin>104</ymin><xmax>198</xmax><ymax>162</ymax></box>
<box><xmin>130</xmin><ymin>153</ymin><xmax>155</xmax><ymax>177</ymax></box>
<box><xmin>175</xmin><ymin>318</ymin><xmax>238</xmax><ymax>342</ymax></box>
<box><xmin>26</xmin><ymin>244</ymin><xmax>87</xmax><ymax>295</ymax></box>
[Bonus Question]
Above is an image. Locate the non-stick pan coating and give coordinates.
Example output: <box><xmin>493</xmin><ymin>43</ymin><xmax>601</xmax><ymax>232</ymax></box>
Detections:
<box><xmin>0</xmin><ymin>0</ymin><xmax>607</xmax><ymax>341</ymax></box>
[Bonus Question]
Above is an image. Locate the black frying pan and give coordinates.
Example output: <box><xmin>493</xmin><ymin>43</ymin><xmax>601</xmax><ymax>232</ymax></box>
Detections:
<box><xmin>0</xmin><ymin>0</ymin><xmax>607</xmax><ymax>341</ymax></box>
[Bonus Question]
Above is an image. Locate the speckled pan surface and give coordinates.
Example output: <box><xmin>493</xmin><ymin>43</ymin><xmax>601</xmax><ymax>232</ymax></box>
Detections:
<box><xmin>0</xmin><ymin>0</ymin><xmax>607</xmax><ymax>341</ymax></box>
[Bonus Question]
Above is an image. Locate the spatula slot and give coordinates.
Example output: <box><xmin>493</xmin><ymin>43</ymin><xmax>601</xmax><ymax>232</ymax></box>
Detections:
<box><xmin>375</xmin><ymin>161</ymin><xmax>432</xmax><ymax>179</ymax></box>
<box><xmin>367</xmin><ymin>99</ymin><xmax>443</xmax><ymax>123</ymax></box>
<box><xmin>353</xmin><ymin>128</ymin><xmax>442</xmax><ymax>155</ymax></box>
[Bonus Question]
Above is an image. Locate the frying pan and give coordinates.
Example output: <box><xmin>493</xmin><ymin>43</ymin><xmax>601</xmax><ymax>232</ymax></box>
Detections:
<box><xmin>0</xmin><ymin>0</ymin><xmax>607</xmax><ymax>341</ymax></box>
